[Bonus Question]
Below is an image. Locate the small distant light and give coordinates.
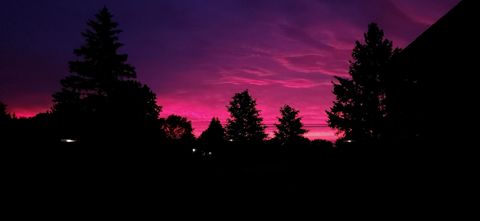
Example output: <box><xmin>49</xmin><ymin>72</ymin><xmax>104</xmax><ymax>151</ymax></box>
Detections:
<box><xmin>208</xmin><ymin>152</ymin><xmax>212</xmax><ymax>156</ymax></box>
<box><xmin>61</xmin><ymin>139</ymin><xmax>77</xmax><ymax>143</ymax></box>
<box><xmin>192</xmin><ymin>148</ymin><xmax>196</xmax><ymax>153</ymax></box>
<box><xmin>229</xmin><ymin>139</ymin><xmax>233</xmax><ymax>142</ymax></box>
<box><xmin>345</xmin><ymin>139</ymin><xmax>353</xmax><ymax>143</ymax></box>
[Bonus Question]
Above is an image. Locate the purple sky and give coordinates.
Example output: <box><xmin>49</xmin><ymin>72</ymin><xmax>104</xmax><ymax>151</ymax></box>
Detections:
<box><xmin>0</xmin><ymin>0</ymin><xmax>460</xmax><ymax>140</ymax></box>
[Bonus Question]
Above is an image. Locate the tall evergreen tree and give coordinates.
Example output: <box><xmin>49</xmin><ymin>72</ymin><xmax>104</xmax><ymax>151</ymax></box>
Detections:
<box><xmin>0</xmin><ymin>101</ymin><xmax>10</xmax><ymax>123</ymax></box>
<box><xmin>226</xmin><ymin>90</ymin><xmax>266</xmax><ymax>143</ymax></box>
<box><xmin>198</xmin><ymin>117</ymin><xmax>225</xmax><ymax>152</ymax></box>
<box><xmin>274</xmin><ymin>105</ymin><xmax>307</xmax><ymax>145</ymax></box>
<box><xmin>51</xmin><ymin>7</ymin><xmax>161</xmax><ymax>140</ymax></box>
<box><xmin>0</xmin><ymin>101</ymin><xmax>12</xmax><ymax>143</ymax></box>
<box><xmin>326</xmin><ymin>23</ymin><xmax>399</xmax><ymax>142</ymax></box>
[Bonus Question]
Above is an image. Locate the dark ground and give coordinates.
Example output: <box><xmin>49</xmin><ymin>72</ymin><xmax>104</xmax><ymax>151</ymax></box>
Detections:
<box><xmin>3</xmin><ymin>142</ymin><xmax>431</xmax><ymax>206</ymax></box>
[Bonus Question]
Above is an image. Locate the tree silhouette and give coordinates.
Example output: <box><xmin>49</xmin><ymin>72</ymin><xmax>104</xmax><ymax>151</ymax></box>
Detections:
<box><xmin>198</xmin><ymin>117</ymin><xmax>225</xmax><ymax>153</ymax></box>
<box><xmin>274</xmin><ymin>105</ymin><xmax>307</xmax><ymax>146</ymax></box>
<box><xmin>226</xmin><ymin>90</ymin><xmax>266</xmax><ymax>144</ymax></box>
<box><xmin>51</xmin><ymin>7</ymin><xmax>161</xmax><ymax>141</ymax></box>
<box><xmin>326</xmin><ymin>23</ymin><xmax>400</xmax><ymax>142</ymax></box>
<box><xmin>109</xmin><ymin>80</ymin><xmax>160</xmax><ymax>123</ymax></box>
<box><xmin>0</xmin><ymin>101</ymin><xmax>10</xmax><ymax>123</ymax></box>
<box><xmin>1</xmin><ymin>102</ymin><xmax>11</xmax><ymax>139</ymax></box>
<box><xmin>161</xmin><ymin>115</ymin><xmax>195</xmax><ymax>143</ymax></box>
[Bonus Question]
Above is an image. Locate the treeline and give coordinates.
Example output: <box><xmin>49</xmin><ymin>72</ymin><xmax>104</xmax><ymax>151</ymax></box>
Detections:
<box><xmin>0</xmin><ymin>6</ymin><xmax>432</xmax><ymax>199</ymax></box>
<box><xmin>1</xmin><ymin>7</ymin><xmax>415</xmax><ymax>158</ymax></box>
<box><xmin>0</xmin><ymin>8</ymin><xmax>331</xmax><ymax>153</ymax></box>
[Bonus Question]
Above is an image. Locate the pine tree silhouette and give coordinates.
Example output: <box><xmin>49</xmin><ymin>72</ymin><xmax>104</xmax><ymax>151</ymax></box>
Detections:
<box><xmin>226</xmin><ymin>90</ymin><xmax>266</xmax><ymax>144</ymax></box>
<box><xmin>1</xmin><ymin>102</ymin><xmax>11</xmax><ymax>137</ymax></box>
<box><xmin>0</xmin><ymin>101</ymin><xmax>10</xmax><ymax>123</ymax></box>
<box><xmin>198</xmin><ymin>117</ymin><xmax>225</xmax><ymax>153</ymax></box>
<box><xmin>51</xmin><ymin>7</ymin><xmax>161</xmax><ymax>142</ymax></box>
<box><xmin>0</xmin><ymin>101</ymin><xmax>15</xmax><ymax>145</ymax></box>
<box><xmin>274</xmin><ymin>105</ymin><xmax>307</xmax><ymax>146</ymax></box>
<box><xmin>326</xmin><ymin>23</ymin><xmax>400</xmax><ymax>143</ymax></box>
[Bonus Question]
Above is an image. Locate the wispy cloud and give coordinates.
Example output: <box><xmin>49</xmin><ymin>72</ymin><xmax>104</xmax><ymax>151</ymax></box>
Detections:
<box><xmin>240</xmin><ymin>67</ymin><xmax>276</xmax><ymax>77</ymax></box>
<box><xmin>214</xmin><ymin>76</ymin><xmax>271</xmax><ymax>86</ymax></box>
<box><xmin>211</xmin><ymin>69</ymin><xmax>329</xmax><ymax>89</ymax></box>
<box><xmin>271</xmin><ymin>78</ymin><xmax>330</xmax><ymax>88</ymax></box>
<box><xmin>275</xmin><ymin>54</ymin><xmax>349</xmax><ymax>76</ymax></box>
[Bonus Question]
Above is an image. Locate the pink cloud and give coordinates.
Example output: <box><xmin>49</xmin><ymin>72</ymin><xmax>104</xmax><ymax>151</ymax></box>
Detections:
<box><xmin>271</xmin><ymin>78</ymin><xmax>329</xmax><ymax>89</ymax></box>
<box><xmin>214</xmin><ymin>76</ymin><xmax>271</xmax><ymax>86</ymax></box>
<box><xmin>275</xmin><ymin>54</ymin><xmax>349</xmax><ymax>76</ymax></box>
<box><xmin>212</xmin><ymin>73</ymin><xmax>329</xmax><ymax>89</ymax></box>
<box><xmin>240</xmin><ymin>67</ymin><xmax>276</xmax><ymax>77</ymax></box>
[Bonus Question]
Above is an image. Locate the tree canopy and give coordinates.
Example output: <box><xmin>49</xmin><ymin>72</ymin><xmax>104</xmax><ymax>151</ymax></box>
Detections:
<box><xmin>327</xmin><ymin>23</ymin><xmax>400</xmax><ymax>143</ymax></box>
<box><xmin>161</xmin><ymin>115</ymin><xmax>195</xmax><ymax>143</ymax></box>
<box><xmin>226</xmin><ymin>90</ymin><xmax>266</xmax><ymax>144</ymax></box>
<box><xmin>274</xmin><ymin>105</ymin><xmax>307</xmax><ymax>145</ymax></box>
<box><xmin>199</xmin><ymin>117</ymin><xmax>225</xmax><ymax>149</ymax></box>
<box><xmin>0</xmin><ymin>102</ymin><xmax>10</xmax><ymax>122</ymax></box>
<box><xmin>51</xmin><ymin>7</ymin><xmax>161</xmax><ymax>142</ymax></box>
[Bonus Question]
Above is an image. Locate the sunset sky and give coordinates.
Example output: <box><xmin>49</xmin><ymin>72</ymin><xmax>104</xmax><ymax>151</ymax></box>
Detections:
<box><xmin>0</xmin><ymin>0</ymin><xmax>460</xmax><ymax>140</ymax></box>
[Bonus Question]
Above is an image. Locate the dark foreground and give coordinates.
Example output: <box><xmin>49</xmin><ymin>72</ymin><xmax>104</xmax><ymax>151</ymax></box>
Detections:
<box><xmin>4</xmin><ymin>141</ymin><xmax>454</xmax><ymax>208</ymax></box>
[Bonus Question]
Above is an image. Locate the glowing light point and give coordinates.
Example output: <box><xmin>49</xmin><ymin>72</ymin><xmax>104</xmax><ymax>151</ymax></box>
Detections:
<box><xmin>61</xmin><ymin>139</ymin><xmax>77</xmax><ymax>143</ymax></box>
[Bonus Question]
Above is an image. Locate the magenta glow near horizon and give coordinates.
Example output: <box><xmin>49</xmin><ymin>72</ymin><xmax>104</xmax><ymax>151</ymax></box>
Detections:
<box><xmin>0</xmin><ymin>0</ymin><xmax>460</xmax><ymax>141</ymax></box>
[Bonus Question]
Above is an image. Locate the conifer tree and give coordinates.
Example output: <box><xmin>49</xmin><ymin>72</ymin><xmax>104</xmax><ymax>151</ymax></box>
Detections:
<box><xmin>51</xmin><ymin>7</ymin><xmax>161</xmax><ymax>140</ymax></box>
<box><xmin>327</xmin><ymin>23</ymin><xmax>399</xmax><ymax>142</ymax></box>
<box><xmin>199</xmin><ymin>117</ymin><xmax>225</xmax><ymax>146</ymax></box>
<box><xmin>226</xmin><ymin>90</ymin><xmax>266</xmax><ymax>143</ymax></box>
<box><xmin>274</xmin><ymin>105</ymin><xmax>307</xmax><ymax>145</ymax></box>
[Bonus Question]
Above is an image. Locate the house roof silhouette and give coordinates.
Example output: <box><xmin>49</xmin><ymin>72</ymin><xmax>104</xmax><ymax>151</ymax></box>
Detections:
<box><xmin>389</xmin><ymin>0</ymin><xmax>479</xmax><ymax>145</ymax></box>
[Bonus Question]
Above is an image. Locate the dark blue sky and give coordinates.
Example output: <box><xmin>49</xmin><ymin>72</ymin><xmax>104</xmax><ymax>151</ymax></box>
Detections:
<box><xmin>0</xmin><ymin>0</ymin><xmax>460</xmax><ymax>139</ymax></box>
